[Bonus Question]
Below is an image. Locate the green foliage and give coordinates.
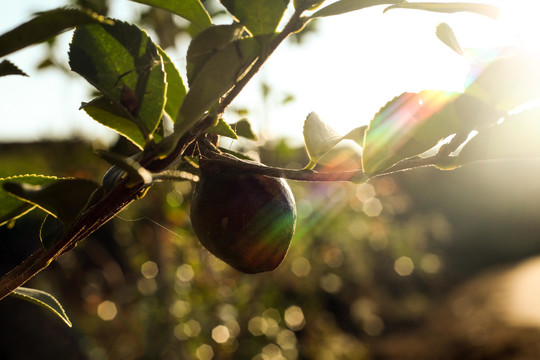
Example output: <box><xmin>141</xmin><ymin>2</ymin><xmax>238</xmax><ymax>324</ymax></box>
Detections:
<box><xmin>69</xmin><ymin>20</ymin><xmax>166</xmax><ymax>147</ymax></box>
<box><xmin>232</xmin><ymin>119</ymin><xmax>258</xmax><ymax>140</ymax></box>
<box><xmin>221</xmin><ymin>0</ymin><xmax>289</xmax><ymax>37</ymax></box>
<box><xmin>11</xmin><ymin>287</ymin><xmax>72</xmax><ymax>327</ymax></box>
<box><xmin>206</xmin><ymin>118</ymin><xmax>239</xmax><ymax>139</ymax></box>
<box><xmin>173</xmin><ymin>36</ymin><xmax>260</xmax><ymax>137</ymax></box>
<box><xmin>311</xmin><ymin>0</ymin><xmax>404</xmax><ymax>18</ymax></box>
<box><xmin>0</xmin><ymin>8</ymin><xmax>111</xmax><ymax>58</ymax></box>
<box><xmin>0</xmin><ymin>175</ymin><xmax>61</xmax><ymax>227</ymax></box>
<box><xmin>2</xmin><ymin>178</ymin><xmax>99</xmax><ymax>228</ymax></box>
<box><xmin>129</xmin><ymin>0</ymin><xmax>212</xmax><ymax>32</ymax></box>
<box><xmin>436</xmin><ymin>22</ymin><xmax>465</xmax><ymax>57</ymax></box>
<box><xmin>303</xmin><ymin>112</ymin><xmax>344</xmax><ymax>169</ymax></box>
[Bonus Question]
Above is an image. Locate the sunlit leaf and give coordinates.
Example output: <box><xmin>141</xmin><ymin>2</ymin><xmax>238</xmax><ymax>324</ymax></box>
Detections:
<box><xmin>96</xmin><ymin>150</ymin><xmax>153</xmax><ymax>186</ymax></box>
<box><xmin>69</xmin><ymin>21</ymin><xmax>166</xmax><ymax>144</ymax></box>
<box><xmin>186</xmin><ymin>24</ymin><xmax>244</xmax><ymax>85</ymax></box>
<box><xmin>158</xmin><ymin>46</ymin><xmax>186</xmax><ymax>123</ymax></box>
<box><xmin>206</xmin><ymin>118</ymin><xmax>239</xmax><ymax>139</ymax></box>
<box><xmin>343</xmin><ymin>125</ymin><xmax>367</xmax><ymax>147</ymax></box>
<box><xmin>130</xmin><ymin>0</ymin><xmax>212</xmax><ymax>32</ymax></box>
<box><xmin>0</xmin><ymin>60</ymin><xmax>28</xmax><ymax>77</ymax></box>
<box><xmin>303</xmin><ymin>112</ymin><xmax>343</xmax><ymax>169</ymax></box>
<box><xmin>465</xmin><ymin>55</ymin><xmax>540</xmax><ymax>112</ymax></box>
<box><xmin>0</xmin><ymin>175</ymin><xmax>60</xmax><ymax>227</ymax></box>
<box><xmin>0</xmin><ymin>7</ymin><xmax>111</xmax><ymax>58</ymax></box>
<box><xmin>362</xmin><ymin>91</ymin><xmax>462</xmax><ymax>175</ymax></box>
<box><xmin>458</xmin><ymin>107</ymin><xmax>540</xmax><ymax>164</ymax></box>
<box><xmin>2</xmin><ymin>178</ymin><xmax>99</xmax><ymax>228</ymax></box>
<box><xmin>312</xmin><ymin>0</ymin><xmax>404</xmax><ymax>18</ymax></box>
<box><xmin>221</xmin><ymin>0</ymin><xmax>289</xmax><ymax>36</ymax></box>
<box><xmin>384</xmin><ymin>2</ymin><xmax>501</xmax><ymax>19</ymax></box>
<box><xmin>81</xmin><ymin>97</ymin><xmax>146</xmax><ymax>149</ymax></box>
<box><xmin>174</xmin><ymin>37</ymin><xmax>260</xmax><ymax>138</ymax></box>
<box><xmin>436</xmin><ymin>22</ymin><xmax>465</xmax><ymax>57</ymax></box>
<box><xmin>11</xmin><ymin>287</ymin><xmax>72</xmax><ymax>327</ymax></box>
<box><xmin>232</xmin><ymin>119</ymin><xmax>258</xmax><ymax>140</ymax></box>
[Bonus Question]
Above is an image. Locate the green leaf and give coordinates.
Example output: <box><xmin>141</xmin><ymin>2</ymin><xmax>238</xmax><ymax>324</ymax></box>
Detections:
<box><xmin>186</xmin><ymin>24</ymin><xmax>244</xmax><ymax>85</ymax></box>
<box><xmin>96</xmin><ymin>150</ymin><xmax>153</xmax><ymax>186</ymax></box>
<box><xmin>221</xmin><ymin>0</ymin><xmax>289</xmax><ymax>36</ymax></box>
<box><xmin>458</xmin><ymin>107</ymin><xmax>540</xmax><ymax>164</ymax></box>
<box><xmin>294</xmin><ymin>0</ymin><xmax>326</xmax><ymax>11</ymax></box>
<box><xmin>312</xmin><ymin>0</ymin><xmax>404</xmax><ymax>18</ymax></box>
<box><xmin>464</xmin><ymin>55</ymin><xmax>540</xmax><ymax>112</ymax></box>
<box><xmin>81</xmin><ymin>97</ymin><xmax>146</xmax><ymax>149</ymax></box>
<box><xmin>232</xmin><ymin>119</ymin><xmax>258</xmax><ymax>140</ymax></box>
<box><xmin>0</xmin><ymin>175</ymin><xmax>60</xmax><ymax>227</ymax></box>
<box><xmin>0</xmin><ymin>60</ymin><xmax>28</xmax><ymax>77</ymax></box>
<box><xmin>436</xmin><ymin>22</ymin><xmax>465</xmax><ymax>57</ymax></box>
<box><xmin>158</xmin><ymin>46</ymin><xmax>186</xmax><ymax>123</ymax></box>
<box><xmin>206</xmin><ymin>118</ymin><xmax>239</xmax><ymax>139</ymax></box>
<box><xmin>362</xmin><ymin>91</ymin><xmax>463</xmax><ymax>175</ymax></box>
<box><xmin>343</xmin><ymin>125</ymin><xmax>367</xmax><ymax>147</ymax></box>
<box><xmin>0</xmin><ymin>7</ymin><xmax>111</xmax><ymax>58</ymax></box>
<box><xmin>174</xmin><ymin>37</ymin><xmax>260</xmax><ymax>138</ymax></box>
<box><xmin>69</xmin><ymin>21</ymin><xmax>166</xmax><ymax>144</ymax></box>
<box><xmin>3</xmin><ymin>178</ymin><xmax>100</xmax><ymax>227</ymax></box>
<box><xmin>383</xmin><ymin>2</ymin><xmax>501</xmax><ymax>19</ymax></box>
<box><xmin>11</xmin><ymin>287</ymin><xmax>72</xmax><ymax>327</ymax></box>
<box><xmin>130</xmin><ymin>0</ymin><xmax>212</xmax><ymax>32</ymax></box>
<box><xmin>303</xmin><ymin>112</ymin><xmax>343</xmax><ymax>169</ymax></box>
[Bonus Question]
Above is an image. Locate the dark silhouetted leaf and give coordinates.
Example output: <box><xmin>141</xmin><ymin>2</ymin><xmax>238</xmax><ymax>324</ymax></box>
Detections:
<box><xmin>3</xmin><ymin>178</ymin><xmax>99</xmax><ymax>227</ymax></box>
<box><xmin>130</xmin><ymin>0</ymin><xmax>212</xmax><ymax>32</ymax></box>
<box><xmin>0</xmin><ymin>8</ymin><xmax>111</xmax><ymax>58</ymax></box>
<box><xmin>11</xmin><ymin>287</ymin><xmax>72</xmax><ymax>327</ymax></box>
<box><xmin>0</xmin><ymin>175</ymin><xmax>60</xmax><ymax>227</ymax></box>
<box><xmin>0</xmin><ymin>60</ymin><xmax>28</xmax><ymax>77</ymax></box>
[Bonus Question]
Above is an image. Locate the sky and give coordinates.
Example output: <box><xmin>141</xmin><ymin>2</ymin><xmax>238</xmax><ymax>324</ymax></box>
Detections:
<box><xmin>0</xmin><ymin>0</ymin><xmax>538</xmax><ymax>146</ymax></box>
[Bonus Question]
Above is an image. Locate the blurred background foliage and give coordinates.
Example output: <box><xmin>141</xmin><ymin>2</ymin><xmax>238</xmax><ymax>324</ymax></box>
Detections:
<box><xmin>3</xmin><ymin>0</ymin><xmax>540</xmax><ymax>359</ymax></box>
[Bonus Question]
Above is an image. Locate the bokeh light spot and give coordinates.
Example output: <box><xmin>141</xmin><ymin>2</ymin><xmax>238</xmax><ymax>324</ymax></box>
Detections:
<box><xmin>195</xmin><ymin>344</ymin><xmax>214</xmax><ymax>360</ymax></box>
<box><xmin>97</xmin><ymin>300</ymin><xmax>117</xmax><ymax>321</ymax></box>
<box><xmin>211</xmin><ymin>325</ymin><xmax>230</xmax><ymax>344</ymax></box>
<box><xmin>320</xmin><ymin>273</ymin><xmax>343</xmax><ymax>293</ymax></box>
<box><xmin>394</xmin><ymin>256</ymin><xmax>415</xmax><ymax>276</ymax></box>
<box><xmin>363</xmin><ymin>198</ymin><xmax>383</xmax><ymax>217</ymax></box>
<box><xmin>141</xmin><ymin>261</ymin><xmax>158</xmax><ymax>279</ymax></box>
<box><xmin>291</xmin><ymin>257</ymin><xmax>311</xmax><ymax>277</ymax></box>
<box><xmin>284</xmin><ymin>306</ymin><xmax>305</xmax><ymax>331</ymax></box>
<box><xmin>176</xmin><ymin>264</ymin><xmax>195</xmax><ymax>282</ymax></box>
<box><xmin>420</xmin><ymin>253</ymin><xmax>442</xmax><ymax>274</ymax></box>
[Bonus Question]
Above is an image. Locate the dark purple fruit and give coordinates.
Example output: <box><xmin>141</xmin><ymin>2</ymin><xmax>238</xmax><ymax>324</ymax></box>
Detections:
<box><xmin>190</xmin><ymin>161</ymin><xmax>296</xmax><ymax>274</ymax></box>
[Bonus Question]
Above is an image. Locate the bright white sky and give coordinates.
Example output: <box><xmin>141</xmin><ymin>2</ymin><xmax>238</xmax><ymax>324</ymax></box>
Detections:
<box><xmin>0</xmin><ymin>0</ymin><xmax>538</xmax><ymax>146</ymax></box>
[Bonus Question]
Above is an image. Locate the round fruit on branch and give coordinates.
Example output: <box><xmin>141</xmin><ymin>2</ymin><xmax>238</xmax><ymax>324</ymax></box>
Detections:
<box><xmin>190</xmin><ymin>160</ymin><xmax>297</xmax><ymax>274</ymax></box>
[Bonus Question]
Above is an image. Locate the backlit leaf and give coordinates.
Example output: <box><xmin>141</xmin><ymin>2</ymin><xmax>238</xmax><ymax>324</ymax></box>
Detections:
<box><xmin>0</xmin><ymin>175</ymin><xmax>60</xmax><ymax>227</ymax></box>
<box><xmin>436</xmin><ymin>22</ymin><xmax>465</xmax><ymax>57</ymax></box>
<box><xmin>0</xmin><ymin>7</ymin><xmax>111</xmax><ymax>58</ymax></box>
<box><xmin>69</xmin><ymin>21</ymin><xmax>166</xmax><ymax>144</ymax></box>
<box><xmin>11</xmin><ymin>287</ymin><xmax>72</xmax><ymax>327</ymax></box>
<box><xmin>303</xmin><ymin>112</ymin><xmax>343</xmax><ymax>169</ymax></box>
<box><xmin>312</xmin><ymin>0</ymin><xmax>404</xmax><ymax>18</ymax></box>
<box><xmin>384</xmin><ymin>2</ymin><xmax>501</xmax><ymax>19</ymax></box>
<box><xmin>206</xmin><ymin>118</ymin><xmax>239</xmax><ymax>139</ymax></box>
<box><xmin>130</xmin><ymin>0</ymin><xmax>212</xmax><ymax>32</ymax></box>
<box><xmin>3</xmin><ymin>178</ymin><xmax>99</xmax><ymax>227</ymax></box>
<box><xmin>174</xmin><ymin>37</ymin><xmax>260</xmax><ymax>138</ymax></box>
<box><xmin>232</xmin><ymin>119</ymin><xmax>258</xmax><ymax>140</ymax></box>
<box><xmin>158</xmin><ymin>46</ymin><xmax>186</xmax><ymax>123</ymax></box>
<box><xmin>221</xmin><ymin>0</ymin><xmax>289</xmax><ymax>36</ymax></box>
